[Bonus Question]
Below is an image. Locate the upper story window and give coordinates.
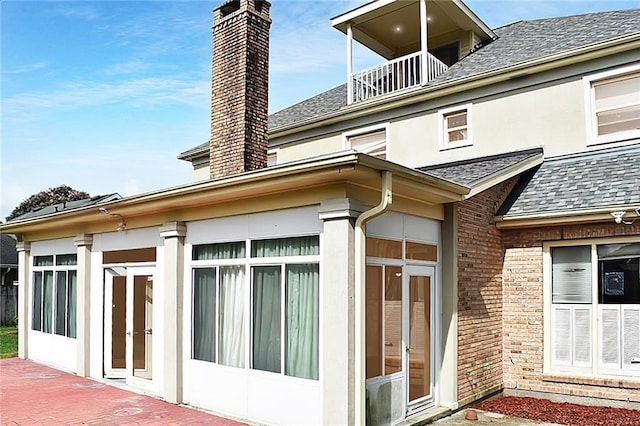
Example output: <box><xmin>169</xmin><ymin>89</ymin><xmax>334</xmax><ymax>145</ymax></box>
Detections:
<box><xmin>584</xmin><ymin>64</ymin><xmax>640</xmax><ymax>145</ymax></box>
<box><xmin>439</xmin><ymin>104</ymin><xmax>473</xmax><ymax>150</ymax></box>
<box><xmin>344</xmin><ymin>125</ymin><xmax>388</xmax><ymax>159</ymax></box>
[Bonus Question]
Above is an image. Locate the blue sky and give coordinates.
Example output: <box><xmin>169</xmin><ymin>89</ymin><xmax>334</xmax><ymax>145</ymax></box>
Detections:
<box><xmin>1</xmin><ymin>0</ymin><xmax>638</xmax><ymax>220</ymax></box>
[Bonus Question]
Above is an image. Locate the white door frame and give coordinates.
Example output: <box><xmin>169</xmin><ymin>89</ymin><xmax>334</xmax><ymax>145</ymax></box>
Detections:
<box><xmin>103</xmin><ymin>265</ymin><xmax>156</xmax><ymax>389</ymax></box>
<box><xmin>404</xmin><ymin>264</ymin><xmax>436</xmax><ymax>416</ymax></box>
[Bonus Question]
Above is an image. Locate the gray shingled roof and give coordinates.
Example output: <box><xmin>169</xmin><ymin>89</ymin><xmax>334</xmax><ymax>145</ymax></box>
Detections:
<box><xmin>269</xmin><ymin>84</ymin><xmax>347</xmax><ymax>130</ymax></box>
<box><xmin>11</xmin><ymin>193</ymin><xmax>122</xmax><ymax>222</ymax></box>
<box><xmin>0</xmin><ymin>234</ymin><xmax>17</xmax><ymax>267</ymax></box>
<box><xmin>498</xmin><ymin>143</ymin><xmax>640</xmax><ymax>217</ymax></box>
<box><xmin>268</xmin><ymin>9</ymin><xmax>640</xmax><ymax>131</ymax></box>
<box><xmin>418</xmin><ymin>148</ymin><xmax>543</xmax><ymax>187</ymax></box>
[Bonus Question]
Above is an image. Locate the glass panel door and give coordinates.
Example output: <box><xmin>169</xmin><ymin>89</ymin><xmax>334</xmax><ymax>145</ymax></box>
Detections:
<box><xmin>126</xmin><ymin>268</ymin><xmax>154</xmax><ymax>384</ymax></box>
<box><xmin>132</xmin><ymin>275</ymin><xmax>153</xmax><ymax>379</ymax></box>
<box><xmin>104</xmin><ymin>268</ymin><xmax>126</xmax><ymax>378</ymax></box>
<box><xmin>405</xmin><ymin>266</ymin><xmax>434</xmax><ymax>413</ymax></box>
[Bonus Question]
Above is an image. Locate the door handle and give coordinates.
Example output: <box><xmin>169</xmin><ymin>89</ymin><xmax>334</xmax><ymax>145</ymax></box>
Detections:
<box><xmin>145</xmin><ymin>328</ymin><xmax>152</xmax><ymax>335</ymax></box>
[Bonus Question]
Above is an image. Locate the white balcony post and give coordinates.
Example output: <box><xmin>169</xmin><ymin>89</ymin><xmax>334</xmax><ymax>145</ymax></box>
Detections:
<box><xmin>419</xmin><ymin>0</ymin><xmax>428</xmax><ymax>85</ymax></box>
<box><xmin>347</xmin><ymin>23</ymin><xmax>354</xmax><ymax>104</ymax></box>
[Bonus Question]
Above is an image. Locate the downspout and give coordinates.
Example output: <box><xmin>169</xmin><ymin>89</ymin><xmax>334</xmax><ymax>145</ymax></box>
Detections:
<box><xmin>354</xmin><ymin>170</ymin><xmax>393</xmax><ymax>425</ymax></box>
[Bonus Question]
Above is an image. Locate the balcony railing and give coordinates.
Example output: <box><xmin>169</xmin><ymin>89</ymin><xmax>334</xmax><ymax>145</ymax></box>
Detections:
<box><xmin>349</xmin><ymin>51</ymin><xmax>448</xmax><ymax>103</ymax></box>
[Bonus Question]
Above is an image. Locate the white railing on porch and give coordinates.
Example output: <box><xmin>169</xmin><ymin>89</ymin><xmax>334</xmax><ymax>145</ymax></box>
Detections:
<box><xmin>349</xmin><ymin>51</ymin><xmax>448</xmax><ymax>103</ymax></box>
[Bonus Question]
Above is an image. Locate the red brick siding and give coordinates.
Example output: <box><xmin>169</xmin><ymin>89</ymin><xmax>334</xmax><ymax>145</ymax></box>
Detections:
<box><xmin>457</xmin><ymin>179</ymin><xmax>516</xmax><ymax>403</ymax></box>
<box><xmin>502</xmin><ymin>222</ymin><xmax>640</xmax><ymax>401</ymax></box>
<box><xmin>210</xmin><ymin>0</ymin><xmax>271</xmax><ymax>179</ymax></box>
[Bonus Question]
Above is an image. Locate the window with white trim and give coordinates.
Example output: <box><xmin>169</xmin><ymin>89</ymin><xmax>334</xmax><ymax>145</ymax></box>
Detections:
<box><xmin>438</xmin><ymin>104</ymin><xmax>472</xmax><ymax>150</ymax></box>
<box><xmin>191</xmin><ymin>236</ymin><xmax>320</xmax><ymax>380</ymax></box>
<box><xmin>344</xmin><ymin>126</ymin><xmax>387</xmax><ymax>159</ymax></box>
<box><xmin>585</xmin><ymin>65</ymin><xmax>640</xmax><ymax>145</ymax></box>
<box><xmin>32</xmin><ymin>254</ymin><xmax>77</xmax><ymax>338</ymax></box>
<box><xmin>549</xmin><ymin>241</ymin><xmax>640</xmax><ymax>377</ymax></box>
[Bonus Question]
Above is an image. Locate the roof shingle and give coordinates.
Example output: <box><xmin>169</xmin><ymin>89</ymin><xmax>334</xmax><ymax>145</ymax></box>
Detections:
<box><xmin>498</xmin><ymin>143</ymin><xmax>640</xmax><ymax>217</ymax></box>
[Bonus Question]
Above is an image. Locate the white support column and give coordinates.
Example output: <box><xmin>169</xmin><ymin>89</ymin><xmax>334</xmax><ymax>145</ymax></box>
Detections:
<box><xmin>318</xmin><ymin>198</ymin><xmax>367</xmax><ymax>425</ymax></box>
<box><xmin>419</xmin><ymin>0</ymin><xmax>429</xmax><ymax>84</ymax></box>
<box><xmin>74</xmin><ymin>234</ymin><xmax>93</xmax><ymax>377</ymax></box>
<box><xmin>347</xmin><ymin>23</ymin><xmax>354</xmax><ymax>104</ymax></box>
<box><xmin>16</xmin><ymin>241</ymin><xmax>30</xmax><ymax>360</ymax></box>
<box><xmin>160</xmin><ymin>221</ymin><xmax>187</xmax><ymax>404</ymax></box>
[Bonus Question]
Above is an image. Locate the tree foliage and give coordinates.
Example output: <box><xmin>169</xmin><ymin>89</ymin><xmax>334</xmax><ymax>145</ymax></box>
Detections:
<box><xmin>6</xmin><ymin>185</ymin><xmax>90</xmax><ymax>221</ymax></box>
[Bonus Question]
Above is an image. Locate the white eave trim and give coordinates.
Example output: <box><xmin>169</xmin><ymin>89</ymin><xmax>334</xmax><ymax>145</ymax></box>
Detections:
<box><xmin>464</xmin><ymin>153</ymin><xmax>543</xmax><ymax>199</ymax></box>
<box><xmin>495</xmin><ymin>204</ymin><xmax>640</xmax><ymax>229</ymax></box>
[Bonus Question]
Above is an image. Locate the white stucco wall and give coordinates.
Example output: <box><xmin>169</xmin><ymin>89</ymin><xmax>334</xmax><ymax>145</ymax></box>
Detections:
<box><xmin>277</xmin><ymin>134</ymin><xmax>343</xmax><ymax>164</ymax></box>
<box><xmin>274</xmin><ymin>76</ymin><xmax>596</xmax><ymax>168</ymax></box>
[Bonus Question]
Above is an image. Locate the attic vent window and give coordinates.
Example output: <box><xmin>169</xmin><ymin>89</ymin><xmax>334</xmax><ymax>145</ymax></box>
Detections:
<box><xmin>220</xmin><ymin>0</ymin><xmax>240</xmax><ymax>17</ymax></box>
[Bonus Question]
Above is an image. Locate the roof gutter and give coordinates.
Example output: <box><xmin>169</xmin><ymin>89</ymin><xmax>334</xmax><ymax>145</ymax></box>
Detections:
<box><xmin>270</xmin><ymin>34</ymin><xmax>640</xmax><ymax>138</ymax></box>
<box><xmin>496</xmin><ymin>204</ymin><xmax>640</xmax><ymax>229</ymax></box>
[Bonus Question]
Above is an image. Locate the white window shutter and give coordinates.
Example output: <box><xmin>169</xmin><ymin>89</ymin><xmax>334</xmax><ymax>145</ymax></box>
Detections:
<box><xmin>623</xmin><ymin>307</ymin><xmax>640</xmax><ymax>371</ymax></box>
<box><xmin>553</xmin><ymin>307</ymin><xmax>571</xmax><ymax>365</ymax></box>
<box><xmin>573</xmin><ymin>307</ymin><xmax>592</xmax><ymax>366</ymax></box>
<box><xmin>601</xmin><ymin>307</ymin><xmax>621</xmax><ymax>367</ymax></box>
<box><xmin>551</xmin><ymin>246</ymin><xmax>592</xmax><ymax>303</ymax></box>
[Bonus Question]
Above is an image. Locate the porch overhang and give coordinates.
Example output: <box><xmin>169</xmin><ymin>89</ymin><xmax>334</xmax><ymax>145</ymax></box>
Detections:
<box><xmin>1</xmin><ymin>151</ymin><xmax>469</xmax><ymax>241</ymax></box>
<box><xmin>331</xmin><ymin>0</ymin><xmax>495</xmax><ymax>59</ymax></box>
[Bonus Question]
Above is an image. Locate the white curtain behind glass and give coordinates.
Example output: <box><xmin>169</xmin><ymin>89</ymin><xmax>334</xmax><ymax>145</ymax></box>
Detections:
<box><xmin>286</xmin><ymin>264</ymin><xmax>319</xmax><ymax>380</ymax></box>
<box><xmin>219</xmin><ymin>265</ymin><xmax>246</xmax><ymax>367</ymax></box>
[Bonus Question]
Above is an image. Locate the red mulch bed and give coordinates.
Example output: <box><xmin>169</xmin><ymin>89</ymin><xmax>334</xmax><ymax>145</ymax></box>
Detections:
<box><xmin>475</xmin><ymin>396</ymin><xmax>640</xmax><ymax>426</ymax></box>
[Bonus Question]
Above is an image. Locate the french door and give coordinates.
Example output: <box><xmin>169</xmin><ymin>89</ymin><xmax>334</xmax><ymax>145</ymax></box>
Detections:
<box><xmin>405</xmin><ymin>265</ymin><xmax>435</xmax><ymax>414</ymax></box>
<box><xmin>104</xmin><ymin>267</ymin><xmax>154</xmax><ymax>386</ymax></box>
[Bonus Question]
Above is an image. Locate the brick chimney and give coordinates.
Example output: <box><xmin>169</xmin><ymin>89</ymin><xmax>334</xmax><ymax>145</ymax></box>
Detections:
<box><xmin>209</xmin><ymin>0</ymin><xmax>271</xmax><ymax>179</ymax></box>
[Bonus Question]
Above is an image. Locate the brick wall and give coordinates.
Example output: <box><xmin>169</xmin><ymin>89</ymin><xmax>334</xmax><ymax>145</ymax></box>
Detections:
<box><xmin>502</xmin><ymin>222</ymin><xmax>640</xmax><ymax>402</ymax></box>
<box><xmin>210</xmin><ymin>0</ymin><xmax>271</xmax><ymax>179</ymax></box>
<box><xmin>457</xmin><ymin>179</ymin><xmax>516</xmax><ymax>404</ymax></box>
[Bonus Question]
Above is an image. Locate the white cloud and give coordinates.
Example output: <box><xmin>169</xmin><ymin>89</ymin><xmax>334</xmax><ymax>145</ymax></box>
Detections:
<box><xmin>2</xmin><ymin>62</ymin><xmax>49</xmax><ymax>75</ymax></box>
<box><xmin>3</xmin><ymin>76</ymin><xmax>210</xmax><ymax>123</ymax></box>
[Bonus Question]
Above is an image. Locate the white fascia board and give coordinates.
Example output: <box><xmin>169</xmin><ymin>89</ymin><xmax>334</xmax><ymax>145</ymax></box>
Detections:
<box><xmin>331</xmin><ymin>0</ymin><xmax>396</xmax><ymax>30</ymax></box>
<box><xmin>495</xmin><ymin>204</ymin><xmax>640</xmax><ymax>229</ymax></box>
<box><xmin>464</xmin><ymin>153</ymin><xmax>543</xmax><ymax>199</ymax></box>
<box><xmin>451</xmin><ymin>0</ymin><xmax>496</xmax><ymax>40</ymax></box>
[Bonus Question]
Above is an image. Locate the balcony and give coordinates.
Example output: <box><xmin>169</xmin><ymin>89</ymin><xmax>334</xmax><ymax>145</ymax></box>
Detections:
<box><xmin>350</xmin><ymin>51</ymin><xmax>448</xmax><ymax>103</ymax></box>
<box><xmin>332</xmin><ymin>0</ymin><xmax>496</xmax><ymax>105</ymax></box>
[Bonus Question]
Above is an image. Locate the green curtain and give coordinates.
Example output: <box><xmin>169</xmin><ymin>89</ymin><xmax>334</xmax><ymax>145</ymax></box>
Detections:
<box><xmin>55</xmin><ymin>271</ymin><xmax>67</xmax><ymax>335</ymax></box>
<box><xmin>193</xmin><ymin>242</ymin><xmax>245</xmax><ymax>260</ymax></box>
<box><xmin>193</xmin><ymin>268</ymin><xmax>216</xmax><ymax>362</ymax></box>
<box><xmin>43</xmin><ymin>271</ymin><xmax>54</xmax><ymax>333</ymax></box>
<box><xmin>253</xmin><ymin>266</ymin><xmax>281</xmax><ymax>373</ymax></box>
<box><xmin>67</xmin><ymin>271</ymin><xmax>77</xmax><ymax>338</ymax></box>
<box><xmin>32</xmin><ymin>272</ymin><xmax>43</xmax><ymax>331</ymax></box>
<box><xmin>219</xmin><ymin>265</ymin><xmax>246</xmax><ymax>368</ymax></box>
<box><xmin>285</xmin><ymin>264</ymin><xmax>319</xmax><ymax>380</ymax></box>
<box><xmin>252</xmin><ymin>236</ymin><xmax>319</xmax><ymax>257</ymax></box>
